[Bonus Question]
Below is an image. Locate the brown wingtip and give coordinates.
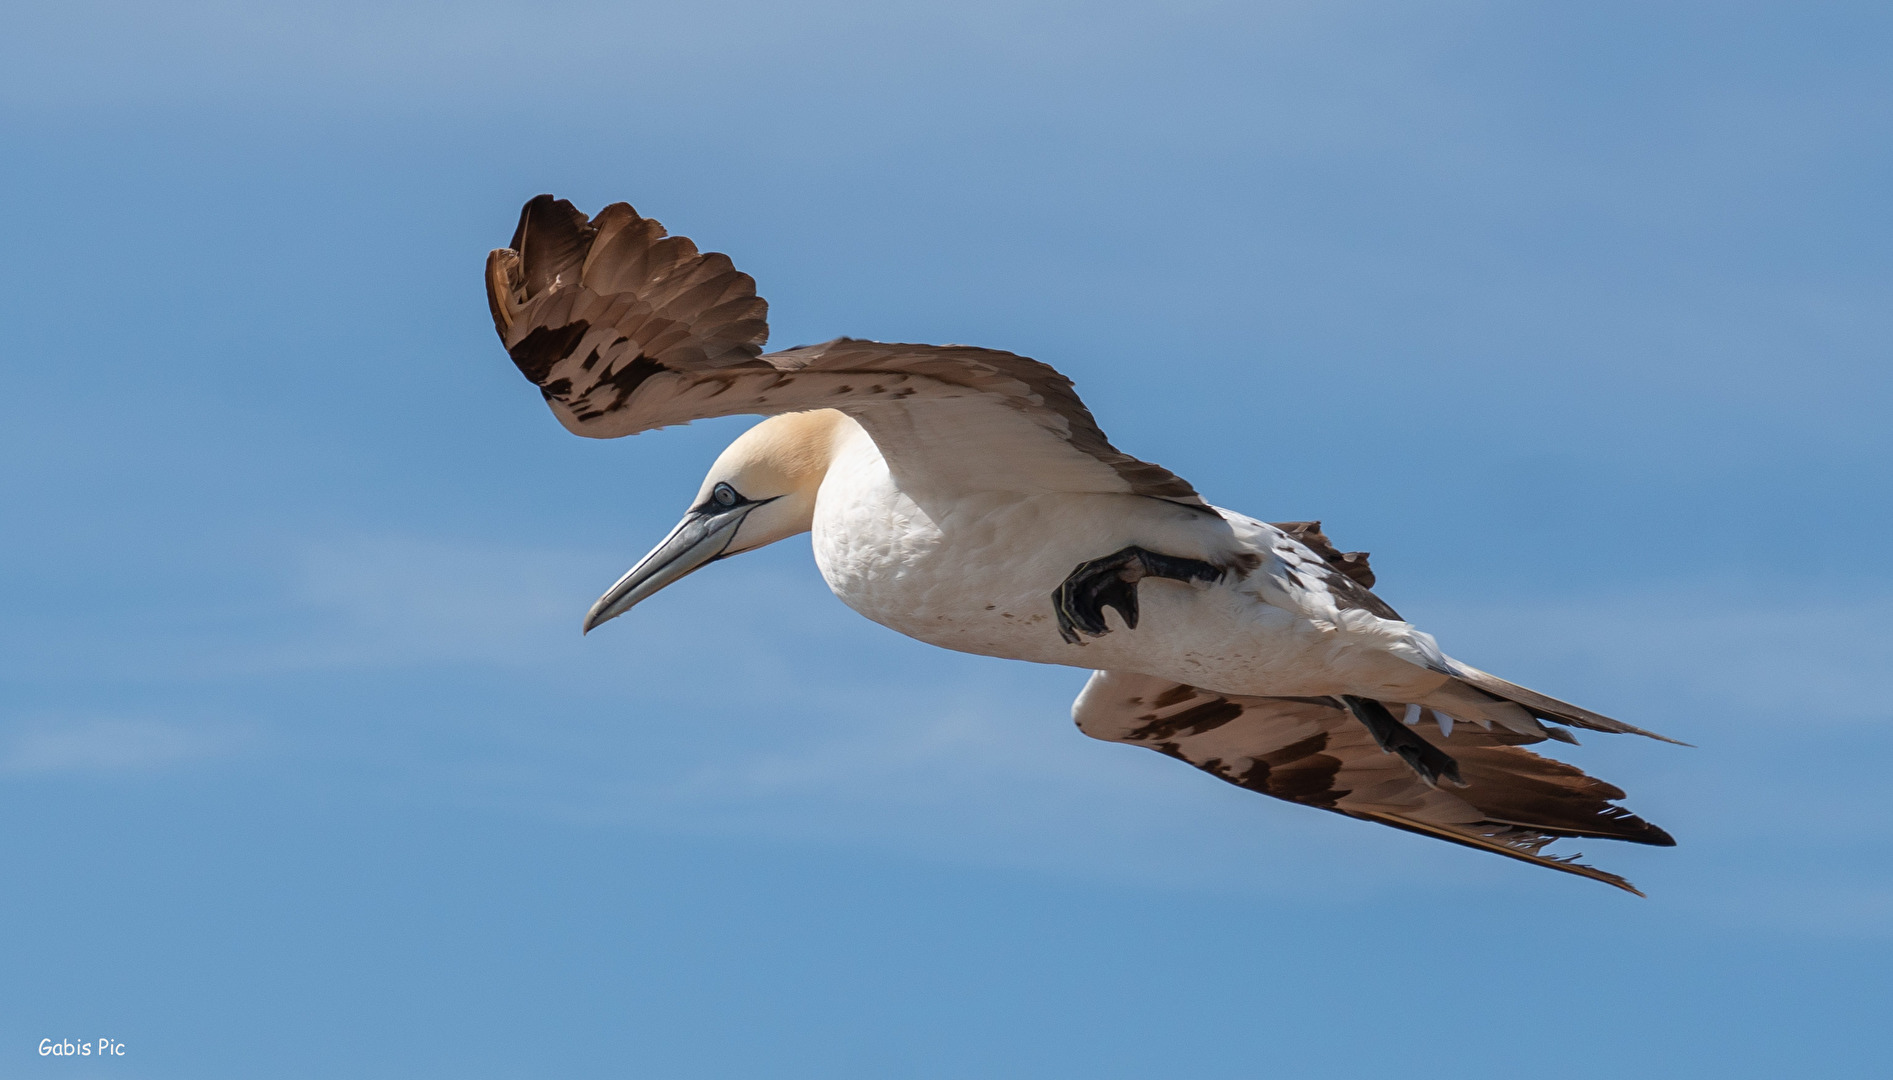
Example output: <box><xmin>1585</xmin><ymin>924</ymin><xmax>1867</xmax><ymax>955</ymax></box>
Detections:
<box><xmin>487</xmin><ymin>193</ymin><xmax>593</xmax><ymax>339</ymax></box>
<box><xmin>508</xmin><ymin>193</ymin><xmax>589</xmax><ymax>255</ymax></box>
<box><xmin>485</xmin><ymin>247</ymin><xmax>520</xmax><ymax>336</ymax></box>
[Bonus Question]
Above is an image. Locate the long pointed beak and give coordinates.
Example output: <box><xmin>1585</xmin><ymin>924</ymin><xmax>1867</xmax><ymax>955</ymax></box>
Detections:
<box><xmin>582</xmin><ymin>503</ymin><xmax>758</xmax><ymax>633</ymax></box>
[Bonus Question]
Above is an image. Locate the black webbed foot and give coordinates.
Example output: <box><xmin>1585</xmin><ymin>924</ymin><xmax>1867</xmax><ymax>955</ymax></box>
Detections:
<box><xmin>1340</xmin><ymin>695</ymin><xmax>1466</xmax><ymax>788</ymax></box>
<box><xmin>1053</xmin><ymin>546</ymin><xmax>1224</xmax><ymax>645</ymax></box>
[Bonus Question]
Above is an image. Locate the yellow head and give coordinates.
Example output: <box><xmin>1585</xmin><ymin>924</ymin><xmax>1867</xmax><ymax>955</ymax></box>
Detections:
<box><xmin>583</xmin><ymin>409</ymin><xmax>850</xmax><ymax>632</ymax></box>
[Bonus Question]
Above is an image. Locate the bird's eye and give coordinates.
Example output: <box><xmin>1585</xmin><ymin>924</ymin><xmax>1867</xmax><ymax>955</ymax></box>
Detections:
<box><xmin>711</xmin><ymin>482</ymin><xmax>741</xmax><ymax>507</ymax></box>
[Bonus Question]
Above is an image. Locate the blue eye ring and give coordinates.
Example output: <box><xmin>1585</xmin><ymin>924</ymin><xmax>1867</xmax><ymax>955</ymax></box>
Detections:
<box><xmin>712</xmin><ymin>482</ymin><xmax>741</xmax><ymax>508</ymax></box>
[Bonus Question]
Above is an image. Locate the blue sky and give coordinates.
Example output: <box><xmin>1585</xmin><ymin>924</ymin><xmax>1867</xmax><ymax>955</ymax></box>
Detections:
<box><xmin>2</xmin><ymin>2</ymin><xmax>1889</xmax><ymax>1076</ymax></box>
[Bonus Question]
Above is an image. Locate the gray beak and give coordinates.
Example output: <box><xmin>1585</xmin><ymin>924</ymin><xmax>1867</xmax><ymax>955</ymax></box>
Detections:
<box><xmin>582</xmin><ymin>501</ymin><xmax>762</xmax><ymax>633</ymax></box>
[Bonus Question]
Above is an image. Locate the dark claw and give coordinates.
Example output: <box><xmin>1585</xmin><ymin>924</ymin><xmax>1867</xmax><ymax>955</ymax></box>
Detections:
<box><xmin>1340</xmin><ymin>695</ymin><xmax>1465</xmax><ymax>787</ymax></box>
<box><xmin>1053</xmin><ymin>546</ymin><xmax>1224</xmax><ymax>644</ymax></box>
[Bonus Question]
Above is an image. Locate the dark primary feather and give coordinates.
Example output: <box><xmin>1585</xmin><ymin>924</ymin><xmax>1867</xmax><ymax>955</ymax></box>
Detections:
<box><xmin>487</xmin><ymin>196</ymin><xmax>770</xmax><ymax>410</ymax></box>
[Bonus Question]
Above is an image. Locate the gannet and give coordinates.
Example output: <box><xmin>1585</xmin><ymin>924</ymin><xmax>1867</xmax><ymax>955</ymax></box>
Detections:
<box><xmin>485</xmin><ymin>195</ymin><xmax>1681</xmax><ymax>893</ymax></box>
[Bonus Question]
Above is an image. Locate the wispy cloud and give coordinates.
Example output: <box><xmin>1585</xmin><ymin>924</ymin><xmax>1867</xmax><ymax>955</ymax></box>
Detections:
<box><xmin>0</xmin><ymin>715</ymin><xmax>246</xmax><ymax>775</ymax></box>
<box><xmin>0</xmin><ymin>0</ymin><xmax>1388</xmax><ymax>118</ymax></box>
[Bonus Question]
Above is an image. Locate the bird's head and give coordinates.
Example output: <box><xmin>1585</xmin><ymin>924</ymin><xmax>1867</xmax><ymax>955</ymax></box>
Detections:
<box><xmin>582</xmin><ymin>409</ymin><xmax>848</xmax><ymax>633</ymax></box>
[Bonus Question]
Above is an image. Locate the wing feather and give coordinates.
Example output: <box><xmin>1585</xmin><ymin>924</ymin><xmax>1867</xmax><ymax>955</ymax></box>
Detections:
<box><xmin>1073</xmin><ymin>670</ymin><xmax>1674</xmax><ymax>893</ymax></box>
<box><xmin>486</xmin><ymin>195</ymin><xmax>1203</xmax><ymax>504</ymax></box>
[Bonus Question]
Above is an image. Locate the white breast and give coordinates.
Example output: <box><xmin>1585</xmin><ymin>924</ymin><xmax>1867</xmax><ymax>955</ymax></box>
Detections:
<box><xmin>810</xmin><ymin>422</ymin><xmax>1450</xmax><ymax>702</ymax></box>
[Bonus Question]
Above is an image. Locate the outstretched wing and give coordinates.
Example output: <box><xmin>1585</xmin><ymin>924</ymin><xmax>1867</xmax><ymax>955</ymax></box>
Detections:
<box><xmin>1072</xmin><ymin>670</ymin><xmax>1675</xmax><ymax>893</ymax></box>
<box><xmin>486</xmin><ymin>195</ymin><xmax>1203</xmax><ymax>504</ymax></box>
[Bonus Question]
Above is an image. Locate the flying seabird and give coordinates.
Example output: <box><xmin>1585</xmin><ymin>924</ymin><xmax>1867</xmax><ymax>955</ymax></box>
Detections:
<box><xmin>485</xmin><ymin>194</ymin><xmax>1681</xmax><ymax>893</ymax></box>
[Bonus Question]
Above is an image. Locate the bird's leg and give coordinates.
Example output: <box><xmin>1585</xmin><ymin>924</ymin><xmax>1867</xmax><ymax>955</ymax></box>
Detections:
<box><xmin>1053</xmin><ymin>546</ymin><xmax>1224</xmax><ymax>645</ymax></box>
<box><xmin>1340</xmin><ymin>695</ymin><xmax>1466</xmax><ymax>788</ymax></box>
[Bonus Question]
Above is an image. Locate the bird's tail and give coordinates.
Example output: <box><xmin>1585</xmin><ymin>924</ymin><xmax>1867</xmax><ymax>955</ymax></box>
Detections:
<box><xmin>1424</xmin><ymin>662</ymin><xmax>1691</xmax><ymax>746</ymax></box>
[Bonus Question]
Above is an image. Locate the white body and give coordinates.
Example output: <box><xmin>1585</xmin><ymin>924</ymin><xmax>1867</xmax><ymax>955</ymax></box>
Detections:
<box><xmin>811</xmin><ymin>420</ymin><xmax>1458</xmax><ymax>704</ymax></box>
